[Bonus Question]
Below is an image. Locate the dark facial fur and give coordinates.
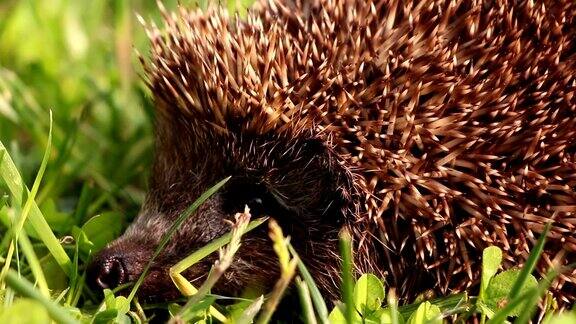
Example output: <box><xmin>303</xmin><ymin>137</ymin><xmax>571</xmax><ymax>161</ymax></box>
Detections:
<box><xmin>88</xmin><ymin>114</ymin><xmax>354</xmax><ymax>301</ymax></box>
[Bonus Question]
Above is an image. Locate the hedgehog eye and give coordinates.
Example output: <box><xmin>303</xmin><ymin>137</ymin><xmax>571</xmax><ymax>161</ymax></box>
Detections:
<box><xmin>246</xmin><ymin>197</ymin><xmax>265</xmax><ymax>216</ymax></box>
<box><xmin>223</xmin><ymin>181</ymin><xmax>283</xmax><ymax>218</ymax></box>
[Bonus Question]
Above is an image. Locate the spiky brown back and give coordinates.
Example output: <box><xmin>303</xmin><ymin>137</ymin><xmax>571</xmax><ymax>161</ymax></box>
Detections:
<box><xmin>143</xmin><ymin>0</ymin><xmax>576</xmax><ymax>303</ymax></box>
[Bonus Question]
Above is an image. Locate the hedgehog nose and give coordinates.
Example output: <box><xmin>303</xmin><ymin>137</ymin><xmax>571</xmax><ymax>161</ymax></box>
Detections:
<box><xmin>88</xmin><ymin>257</ymin><xmax>127</xmax><ymax>290</ymax></box>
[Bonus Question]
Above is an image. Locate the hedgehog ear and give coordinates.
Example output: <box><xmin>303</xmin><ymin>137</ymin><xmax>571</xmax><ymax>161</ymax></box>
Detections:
<box><xmin>293</xmin><ymin>136</ymin><xmax>355</xmax><ymax>226</ymax></box>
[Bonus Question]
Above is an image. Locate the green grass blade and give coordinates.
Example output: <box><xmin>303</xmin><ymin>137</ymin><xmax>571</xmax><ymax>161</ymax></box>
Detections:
<box><xmin>36</xmin><ymin>105</ymin><xmax>86</xmax><ymax>205</ymax></box>
<box><xmin>288</xmin><ymin>244</ymin><xmax>330</xmax><ymax>323</ymax></box>
<box><xmin>0</xmin><ymin>149</ymin><xmax>4</xmax><ymax>172</ymax></box>
<box><xmin>338</xmin><ymin>228</ymin><xmax>354</xmax><ymax>324</ymax></box>
<box><xmin>0</xmin><ymin>138</ymin><xmax>71</xmax><ymax>276</ymax></box>
<box><xmin>1</xmin><ymin>112</ymin><xmax>54</xmax><ymax>295</ymax></box>
<box><xmin>176</xmin><ymin>212</ymin><xmax>254</xmax><ymax>316</ymax></box>
<box><xmin>16</xmin><ymin>231</ymin><xmax>50</xmax><ymax>298</ymax></box>
<box><xmin>4</xmin><ymin>270</ymin><xmax>79</xmax><ymax>324</ymax></box>
<box><xmin>3</xmin><ymin>286</ymin><xmax>15</xmax><ymax>307</ymax></box>
<box><xmin>72</xmin><ymin>182</ymin><xmax>93</xmax><ymax>225</ymax></box>
<box><xmin>256</xmin><ymin>221</ymin><xmax>299</xmax><ymax>324</ymax></box>
<box><xmin>508</xmin><ymin>222</ymin><xmax>551</xmax><ymax>300</ymax></box>
<box><xmin>127</xmin><ymin>177</ymin><xmax>231</xmax><ymax>302</ymax></box>
<box><xmin>515</xmin><ymin>267</ymin><xmax>560</xmax><ymax>324</ymax></box>
<box><xmin>296</xmin><ymin>277</ymin><xmax>318</xmax><ymax>324</ymax></box>
<box><xmin>66</xmin><ymin>237</ymin><xmax>81</xmax><ymax>306</ymax></box>
<box><xmin>170</xmin><ymin>218</ymin><xmax>267</xmax><ymax>275</ymax></box>
<box><xmin>398</xmin><ymin>293</ymin><xmax>468</xmax><ymax>318</ymax></box>
<box><xmin>388</xmin><ymin>288</ymin><xmax>400</xmax><ymax>324</ymax></box>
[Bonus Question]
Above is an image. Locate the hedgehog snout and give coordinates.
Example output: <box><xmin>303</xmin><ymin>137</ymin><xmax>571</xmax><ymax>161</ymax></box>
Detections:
<box><xmin>86</xmin><ymin>239</ymin><xmax>153</xmax><ymax>294</ymax></box>
<box><xmin>90</xmin><ymin>256</ymin><xmax>128</xmax><ymax>289</ymax></box>
<box><xmin>87</xmin><ymin>254</ymin><xmax>128</xmax><ymax>291</ymax></box>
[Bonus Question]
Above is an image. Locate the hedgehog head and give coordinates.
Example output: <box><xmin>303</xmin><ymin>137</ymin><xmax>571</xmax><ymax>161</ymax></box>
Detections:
<box><xmin>86</xmin><ymin>3</ymin><xmax>363</xmax><ymax>301</ymax></box>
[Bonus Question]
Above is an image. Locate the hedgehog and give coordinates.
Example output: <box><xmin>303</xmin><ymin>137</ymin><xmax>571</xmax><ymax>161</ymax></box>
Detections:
<box><xmin>87</xmin><ymin>0</ymin><xmax>576</xmax><ymax>308</ymax></box>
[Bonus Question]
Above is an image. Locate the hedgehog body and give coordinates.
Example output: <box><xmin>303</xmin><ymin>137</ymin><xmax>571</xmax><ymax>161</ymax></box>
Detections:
<box><xmin>88</xmin><ymin>0</ymin><xmax>576</xmax><ymax>306</ymax></box>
